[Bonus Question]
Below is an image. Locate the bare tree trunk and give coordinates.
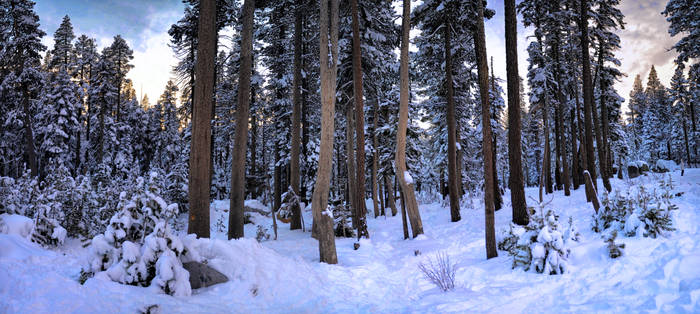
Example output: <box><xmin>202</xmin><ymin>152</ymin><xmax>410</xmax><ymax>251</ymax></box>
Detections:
<box><xmin>345</xmin><ymin>101</ymin><xmax>357</xmax><ymax>228</ymax></box>
<box><xmin>553</xmin><ymin>39</ymin><xmax>571</xmax><ymax>195</ymax></box>
<box><xmin>584</xmin><ymin>171</ymin><xmax>600</xmax><ymax>213</ymax></box>
<box><xmin>385</xmin><ymin>175</ymin><xmax>397</xmax><ymax>216</ymax></box>
<box><xmin>505</xmin><ymin>0</ymin><xmax>527</xmax><ymax>225</ymax></box>
<box><xmin>474</xmin><ymin>0</ymin><xmax>497</xmax><ymax>259</ymax></box>
<box><xmin>456</xmin><ymin>129</ymin><xmax>463</xmax><ymax>198</ymax></box>
<box><xmin>22</xmin><ymin>85</ymin><xmax>38</xmax><ymax>177</ymax></box>
<box><xmin>580</xmin><ymin>0</ymin><xmax>597</xmax><ymax>190</ymax></box>
<box><xmin>228</xmin><ymin>0</ymin><xmax>254</xmax><ymax>239</ymax></box>
<box><xmin>313</xmin><ymin>0</ymin><xmax>339</xmax><ymax>264</ymax></box>
<box><xmin>444</xmin><ymin>22</ymin><xmax>461</xmax><ymax>223</ymax></box>
<box><xmin>594</xmin><ymin>45</ymin><xmax>611</xmax><ymax>192</ymax></box>
<box><xmin>189</xmin><ymin>0</ymin><xmax>217</xmax><ymax>238</ymax></box>
<box><xmin>399</xmin><ymin>188</ymin><xmax>409</xmax><ymax>240</ymax></box>
<box><xmin>490</xmin><ymin>66</ymin><xmax>503</xmax><ymax>211</ymax></box>
<box><xmin>571</xmin><ymin>104</ymin><xmax>580</xmax><ymax>189</ymax></box>
<box><xmin>395</xmin><ymin>0</ymin><xmax>423</xmax><ymax>238</ymax></box>
<box><xmin>351</xmin><ymin>0</ymin><xmax>369</xmax><ymax>239</ymax></box>
<box><xmin>543</xmin><ymin>103</ymin><xmax>552</xmax><ymax>194</ymax></box>
<box><xmin>372</xmin><ymin>98</ymin><xmax>380</xmax><ymax>217</ymax></box>
<box><xmin>289</xmin><ymin>0</ymin><xmax>303</xmax><ymax>230</ymax></box>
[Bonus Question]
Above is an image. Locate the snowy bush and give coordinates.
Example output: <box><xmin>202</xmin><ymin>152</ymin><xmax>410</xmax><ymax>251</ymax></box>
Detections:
<box><xmin>418</xmin><ymin>251</ymin><xmax>455</xmax><ymax>292</ymax></box>
<box><xmin>255</xmin><ymin>225</ymin><xmax>271</xmax><ymax>242</ymax></box>
<box><xmin>0</xmin><ymin>168</ymin><xmax>68</xmax><ymax>246</ymax></box>
<box><xmin>85</xmin><ymin>172</ymin><xmax>199</xmax><ymax>296</ymax></box>
<box><xmin>605</xmin><ymin>230</ymin><xmax>625</xmax><ymax>259</ymax></box>
<box><xmin>498</xmin><ymin>202</ymin><xmax>576</xmax><ymax>275</ymax></box>
<box><xmin>593</xmin><ymin>176</ymin><xmax>677</xmax><ymax>238</ymax></box>
<box><xmin>331</xmin><ymin>203</ymin><xmax>355</xmax><ymax>238</ymax></box>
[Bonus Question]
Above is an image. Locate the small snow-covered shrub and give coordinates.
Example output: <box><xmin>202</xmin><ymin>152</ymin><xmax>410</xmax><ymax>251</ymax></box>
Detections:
<box><xmin>0</xmin><ymin>168</ymin><xmax>68</xmax><ymax>246</ymax></box>
<box><xmin>593</xmin><ymin>176</ymin><xmax>677</xmax><ymax>238</ymax></box>
<box><xmin>498</xmin><ymin>202</ymin><xmax>575</xmax><ymax>275</ymax></box>
<box><xmin>605</xmin><ymin>230</ymin><xmax>625</xmax><ymax>259</ymax></box>
<box><xmin>418</xmin><ymin>251</ymin><xmax>455</xmax><ymax>292</ymax></box>
<box><xmin>331</xmin><ymin>203</ymin><xmax>355</xmax><ymax>238</ymax></box>
<box><xmin>255</xmin><ymin>225</ymin><xmax>270</xmax><ymax>242</ymax></box>
<box><xmin>85</xmin><ymin>172</ymin><xmax>199</xmax><ymax>296</ymax></box>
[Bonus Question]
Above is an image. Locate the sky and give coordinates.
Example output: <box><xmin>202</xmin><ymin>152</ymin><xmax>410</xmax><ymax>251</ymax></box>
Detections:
<box><xmin>35</xmin><ymin>0</ymin><xmax>678</xmax><ymax>111</ymax></box>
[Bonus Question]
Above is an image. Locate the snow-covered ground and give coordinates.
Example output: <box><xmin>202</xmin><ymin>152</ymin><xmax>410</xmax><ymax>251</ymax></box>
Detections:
<box><xmin>2</xmin><ymin>170</ymin><xmax>700</xmax><ymax>313</ymax></box>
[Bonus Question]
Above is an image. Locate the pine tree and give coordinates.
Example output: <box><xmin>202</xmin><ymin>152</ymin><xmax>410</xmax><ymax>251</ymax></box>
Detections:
<box><xmin>37</xmin><ymin>69</ymin><xmax>81</xmax><ymax>176</ymax></box>
<box><xmin>0</xmin><ymin>0</ymin><xmax>47</xmax><ymax>177</ymax></box>
<box><xmin>49</xmin><ymin>15</ymin><xmax>75</xmax><ymax>73</ymax></box>
<box><xmin>662</xmin><ymin>0</ymin><xmax>700</xmax><ymax>63</ymax></box>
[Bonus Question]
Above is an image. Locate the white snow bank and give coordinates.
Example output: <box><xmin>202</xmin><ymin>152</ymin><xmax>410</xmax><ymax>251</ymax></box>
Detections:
<box><xmin>0</xmin><ymin>214</ymin><xmax>34</xmax><ymax>240</ymax></box>
<box><xmin>244</xmin><ymin>199</ymin><xmax>269</xmax><ymax>212</ymax></box>
<box><xmin>655</xmin><ymin>159</ymin><xmax>678</xmax><ymax>172</ymax></box>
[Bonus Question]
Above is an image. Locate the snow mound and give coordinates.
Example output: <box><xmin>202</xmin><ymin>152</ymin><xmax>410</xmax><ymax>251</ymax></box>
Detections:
<box><xmin>655</xmin><ymin>159</ymin><xmax>678</xmax><ymax>172</ymax></box>
<box><xmin>0</xmin><ymin>214</ymin><xmax>34</xmax><ymax>240</ymax></box>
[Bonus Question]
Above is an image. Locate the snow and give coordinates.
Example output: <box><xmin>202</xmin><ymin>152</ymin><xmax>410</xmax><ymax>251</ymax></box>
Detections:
<box><xmin>0</xmin><ymin>214</ymin><xmax>34</xmax><ymax>240</ymax></box>
<box><xmin>656</xmin><ymin>159</ymin><xmax>679</xmax><ymax>172</ymax></box>
<box><xmin>404</xmin><ymin>171</ymin><xmax>414</xmax><ymax>185</ymax></box>
<box><xmin>2</xmin><ymin>170</ymin><xmax>700</xmax><ymax>312</ymax></box>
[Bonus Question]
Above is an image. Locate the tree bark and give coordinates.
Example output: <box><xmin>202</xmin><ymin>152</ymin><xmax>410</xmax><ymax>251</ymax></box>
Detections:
<box><xmin>189</xmin><ymin>0</ymin><xmax>217</xmax><ymax>239</ymax></box>
<box><xmin>345</xmin><ymin>100</ymin><xmax>357</xmax><ymax>228</ymax></box>
<box><xmin>594</xmin><ymin>44</ymin><xmax>611</xmax><ymax>192</ymax></box>
<box><xmin>505</xmin><ymin>0</ymin><xmax>527</xmax><ymax>225</ymax></box>
<box><xmin>444</xmin><ymin>22</ymin><xmax>461</xmax><ymax>223</ymax></box>
<box><xmin>351</xmin><ymin>0</ymin><xmax>369</xmax><ymax>239</ymax></box>
<box><xmin>372</xmin><ymin>98</ymin><xmax>380</xmax><ymax>217</ymax></box>
<box><xmin>474</xmin><ymin>0</ymin><xmax>497</xmax><ymax>259</ymax></box>
<box><xmin>553</xmin><ymin>33</ymin><xmax>571</xmax><ymax>196</ymax></box>
<box><xmin>228</xmin><ymin>0</ymin><xmax>254</xmax><ymax>239</ymax></box>
<box><xmin>313</xmin><ymin>0</ymin><xmax>339</xmax><ymax>264</ymax></box>
<box><xmin>22</xmin><ymin>85</ymin><xmax>38</xmax><ymax>177</ymax></box>
<box><xmin>289</xmin><ymin>0</ymin><xmax>303</xmax><ymax>230</ymax></box>
<box><xmin>386</xmin><ymin>175</ymin><xmax>397</xmax><ymax>216</ymax></box>
<box><xmin>579</xmin><ymin>0</ymin><xmax>597</xmax><ymax>190</ymax></box>
<box><xmin>395</xmin><ymin>0</ymin><xmax>423</xmax><ymax>237</ymax></box>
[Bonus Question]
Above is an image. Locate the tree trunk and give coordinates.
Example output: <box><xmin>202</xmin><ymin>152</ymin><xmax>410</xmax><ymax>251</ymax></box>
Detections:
<box><xmin>456</xmin><ymin>129</ymin><xmax>464</xmax><ymax>198</ymax></box>
<box><xmin>543</xmin><ymin>103</ymin><xmax>552</xmax><ymax>194</ymax></box>
<box><xmin>386</xmin><ymin>175</ymin><xmax>397</xmax><ymax>216</ymax></box>
<box><xmin>395</xmin><ymin>0</ymin><xmax>423</xmax><ymax>238</ymax></box>
<box><xmin>444</xmin><ymin>22</ymin><xmax>461</xmax><ymax>223</ymax></box>
<box><xmin>594</xmin><ymin>45</ymin><xmax>611</xmax><ymax>192</ymax></box>
<box><xmin>490</xmin><ymin>71</ymin><xmax>503</xmax><ymax>211</ymax></box>
<box><xmin>313</xmin><ymin>0</ymin><xmax>339</xmax><ymax>264</ymax></box>
<box><xmin>584</xmin><ymin>170</ymin><xmax>600</xmax><ymax>213</ymax></box>
<box><xmin>580</xmin><ymin>0</ymin><xmax>597</xmax><ymax>190</ymax></box>
<box><xmin>228</xmin><ymin>0</ymin><xmax>254</xmax><ymax>239</ymax></box>
<box><xmin>571</xmin><ymin>103</ymin><xmax>580</xmax><ymax>189</ymax></box>
<box><xmin>553</xmin><ymin>35</ymin><xmax>571</xmax><ymax>196</ymax></box>
<box><xmin>189</xmin><ymin>0</ymin><xmax>217</xmax><ymax>239</ymax></box>
<box><xmin>22</xmin><ymin>85</ymin><xmax>38</xmax><ymax>177</ymax></box>
<box><xmin>345</xmin><ymin>100</ymin><xmax>357</xmax><ymax>228</ymax></box>
<box><xmin>372</xmin><ymin>98</ymin><xmax>380</xmax><ymax>217</ymax></box>
<box><xmin>289</xmin><ymin>0</ymin><xmax>303</xmax><ymax>230</ymax></box>
<box><xmin>399</xmin><ymin>188</ymin><xmax>409</xmax><ymax>240</ymax></box>
<box><xmin>351</xmin><ymin>0</ymin><xmax>369</xmax><ymax>239</ymax></box>
<box><xmin>504</xmin><ymin>0</ymin><xmax>529</xmax><ymax>226</ymax></box>
<box><xmin>474</xmin><ymin>0</ymin><xmax>498</xmax><ymax>259</ymax></box>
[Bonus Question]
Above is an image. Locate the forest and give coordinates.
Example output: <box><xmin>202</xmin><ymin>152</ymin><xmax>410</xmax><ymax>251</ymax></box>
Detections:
<box><xmin>1</xmin><ymin>0</ymin><xmax>699</xmax><ymax>312</ymax></box>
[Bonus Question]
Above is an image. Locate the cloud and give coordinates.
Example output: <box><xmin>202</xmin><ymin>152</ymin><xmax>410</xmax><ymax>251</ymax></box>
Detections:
<box><xmin>126</xmin><ymin>9</ymin><xmax>182</xmax><ymax>105</ymax></box>
<box><xmin>615</xmin><ymin>1</ymin><xmax>677</xmax><ymax>105</ymax></box>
